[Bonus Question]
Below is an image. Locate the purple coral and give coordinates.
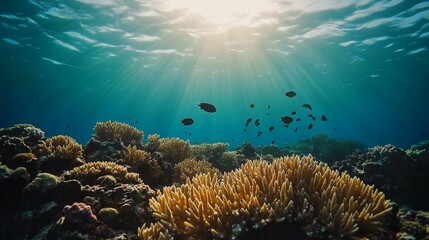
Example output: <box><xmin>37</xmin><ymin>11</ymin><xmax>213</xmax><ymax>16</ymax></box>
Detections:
<box><xmin>63</xmin><ymin>202</ymin><xmax>97</xmax><ymax>227</ymax></box>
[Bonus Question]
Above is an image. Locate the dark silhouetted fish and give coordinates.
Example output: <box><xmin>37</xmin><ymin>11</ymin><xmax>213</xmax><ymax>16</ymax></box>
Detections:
<box><xmin>198</xmin><ymin>103</ymin><xmax>216</xmax><ymax>113</ymax></box>
<box><xmin>302</xmin><ymin>104</ymin><xmax>312</xmax><ymax>110</ymax></box>
<box><xmin>255</xmin><ymin>119</ymin><xmax>260</xmax><ymax>127</ymax></box>
<box><xmin>245</xmin><ymin>118</ymin><xmax>252</xmax><ymax>127</ymax></box>
<box><xmin>271</xmin><ymin>140</ymin><xmax>275</xmax><ymax>144</ymax></box>
<box><xmin>283</xmin><ymin>124</ymin><xmax>289</xmax><ymax>128</ymax></box>
<box><xmin>269</xmin><ymin>126</ymin><xmax>275</xmax><ymax>131</ymax></box>
<box><xmin>295</xmin><ymin>128</ymin><xmax>298</xmax><ymax>132</ymax></box>
<box><xmin>291</xmin><ymin>111</ymin><xmax>296</xmax><ymax>115</ymax></box>
<box><xmin>250</xmin><ymin>104</ymin><xmax>255</xmax><ymax>108</ymax></box>
<box><xmin>308</xmin><ymin>114</ymin><xmax>316</xmax><ymax>121</ymax></box>
<box><xmin>285</xmin><ymin>91</ymin><xmax>296</xmax><ymax>98</ymax></box>
<box><xmin>267</xmin><ymin>105</ymin><xmax>271</xmax><ymax>109</ymax></box>
<box><xmin>308</xmin><ymin>123</ymin><xmax>313</xmax><ymax>129</ymax></box>
<box><xmin>135</xmin><ymin>120</ymin><xmax>138</xmax><ymax>123</ymax></box>
<box><xmin>296</xmin><ymin>118</ymin><xmax>301</xmax><ymax>122</ymax></box>
<box><xmin>321</xmin><ymin>115</ymin><xmax>328</xmax><ymax>121</ymax></box>
<box><xmin>244</xmin><ymin>128</ymin><xmax>247</xmax><ymax>132</ymax></box>
<box><xmin>181</xmin><ymin>118</ymin><xmax>194</xmax><ymax>126</ymax></box>
<box><xmin>257</xmin><ymin>131</ymin><xmax>262</xmax><ymax>137</ymax></box>
<box><xmin>189</xmin><ymin>133</ymin><xmax>192</xmax><ymax>136</ymax></box>
<box><xmin>281</xmin><ymin>116</ymin><xmax>293</xmax><ymax>125</ymax></box>
<box><xmin>333</xmin><ymin>128</ymin><xmax>336</xmax><ymax>131</ymax></box>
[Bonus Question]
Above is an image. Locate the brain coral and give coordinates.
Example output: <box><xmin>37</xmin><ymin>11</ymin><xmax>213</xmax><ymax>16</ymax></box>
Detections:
<box><xmin>63</xmin><ymin>161</ymin><xmax>142</xmax><ymax>185</ymax></box>
<box><xmin>142</xmin><ymin>155</ymin><xmax>391</xmax><ymax>239</ymax></box>
<box><xmin>94</xmin><ymin>121</ymin><xmax>143</xmax><ymax>146</ymax></box>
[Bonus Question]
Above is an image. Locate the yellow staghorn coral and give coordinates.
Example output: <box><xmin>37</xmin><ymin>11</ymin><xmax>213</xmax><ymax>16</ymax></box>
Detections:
<box><xmin>122</xmin><ymin>145</ymin><xmax>161</xmax><ymax>180</ymax></box>
<box><xmin>123</xmin><ymin>146</ymin><xmax>152</xmax><ymax>169</ymax></box>
<box><xmin>158</xmin><ymin>138</ymin><xmax>191</xmax><ymax>164</ymax></box>
<box><xmin>94</xmin><ymin>121</ymin><xmax>143</xmax><ymax>146</ymax></box>
<box><xmin>142</xmin><ymin>155</ymin><xmax>391</xmax><ymax>239</ymax></box>
<box><xmin>138</xmin><ymin>222</ymin><xmax>173</xmax><ymax>240</ymax></box>
<box><xmin>173</xmin><ymin>158</ymin><xmax>220</xmax><ymax>184</ymax></box>
<box><xmin>46</xmin><ymin>135</ymin><xmax>83</xmax><ymax>160</ymax></box>
<box><xmin>146</xmin><ymin>134</ymin><xmax>161</xmax><ymax>151</ymax></box>
<box><xmin>63</xmin><ymin>161</ymin><xmax>142</xmax><ymax>185</ymax></box>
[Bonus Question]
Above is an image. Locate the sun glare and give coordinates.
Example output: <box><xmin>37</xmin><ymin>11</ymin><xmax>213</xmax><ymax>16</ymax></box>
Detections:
<box><xmin>163</xmin><ymin>0</ymin><xmax>277</xmax><ymax>27</ymax></box>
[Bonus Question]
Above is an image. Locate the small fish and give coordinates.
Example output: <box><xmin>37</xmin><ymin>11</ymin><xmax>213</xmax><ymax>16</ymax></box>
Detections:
<box><xmin>296</xmin><ymin>118</ymin><xmax>301</xmax><ymax>122</ymax></box>
<box><xmin>232</xmin><ymin>138</ymin><xmax>235</xmax><ymax>142</ymax></box>
<box><xmin>295</xmin><ymin>128</ymin><xmax>298</xmax><ymax>132</ymax></box>
<box><xmin>283</xmin><ymin>124</ymin><xmax>289</xmax><ymax>128</ymax></box>
<box><xmin>245</xmin><ymin>118</ymin><xmax>253</xmax><ymax>127</ymax></box>
<box><xmin>291</xmin><ymin>111</ymin><xmax>296</xmax><ymax>115</ymax></box>
<box><xmin>333</xmin><ymin>128</ymin><xmax>336</xmax><ymax>131</ymax></box>
<box><xmin>269</xmin><ymin>126</ymin><xmax>275</xmax><ymax>131</ymax></box>
<box><xmin>302</xmin><ymin>104</ymin><xmax>312</xmax><ymax>110</ymax></box>
<box><xmin>271</xmin><ymin>140</ymin><xmax>275</xmax><ymax>144</ymax></box>
<box><xmin>255</xmin><ymin>119</ymin><xmax>260</xmax><ymax>127</ymax></box>
<box><xmin>135</xmin><ymin>120</ymin><xmax>138</xmax><ymax>123</ymax></box>
<box><xmin>181</xmin><ymin>118</ymin><xmax>194</xmax><ymax>126</ymax></box>
<box><xmin>267</xmin><ymin>105</ymin><xmax>271</xmax><ymax>109</ymax></box>
<box><xmin>281</xmin><ymin>116</ymin><xmax>293</xmax><ymax>125</ymax></box>
<box><xmin>308</xmin><ymin>123</ymin><xmax>313</xmax><ymax>129</ymax></box>
<box><xmin>198</xmin><ymin>103</ymin><xmax>216</xmax><ymax>113</ymax></box>
<box><xmin>321</xmin><ymin>115</ymin><xmax>328</xmax><ymax>121</ymax></box>
<box><xmin>189</xmin><ymin>133</ymin><xmax>192</xmax><ymax>136</ymax></box>
<box><xmin>249</xmin><ymin>104</ymin><xmax>255</xmax><ymax>108</ymax></box>
<box><xmin>308</xmin><ymin>114</ymin><xmax>316</xmax><ymax>121</ymax></box>
<box><xmin>285</xmin><ymin>91</ymin><xmax>296</xmax><ymax>98</ymax></box>
<box><xmin>244</xmin><ymin>128</ymin><xmax>247</xmax><ymax>132</ymax></box>
<box><xmin>126</xmin><ymin>118</ymin><xmax>130</xmax><ymax>122</ymax></box>
<box><xmin>257</xmin><ymin>131</ymin><xmax>262</xmax><ymax>137</ymax></box>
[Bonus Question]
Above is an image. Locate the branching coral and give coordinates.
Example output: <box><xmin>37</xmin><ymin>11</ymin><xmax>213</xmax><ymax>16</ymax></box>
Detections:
<box><xmin>142</xmin><ymin>155</ymin><xmax>391</xmax><ymax>239</ymax></box>
<box><xmin>146</xmin><ymin>134</ymin><xmax>161</xmax><ymax>152</ymax></box>
<box><xmin>46</xmin><ymin>135</ymin><xmax>83</xmax><ymax>160</ymax></box>
<box><xmin>63</xmin><ymin>161</ymin><xmax>141</xmax><ymax>185</ymax></box>
<box><xmin>217</xmin><ymin>151</ymin><xmax>246</xmax><ymax>172</ymax></box>
<box><xmin>121</xmin><ymin>145</ymin><xmax>161</xmax><ymax>181</ymax></box>
<box><xmin>173</xmin><ymin>158</ymin><xmax>220</xmax><ymax>184</ymax></box>
<box><xmin>94</xmin><ymin>121</ymin><xmax>143</xmax><ymax>146</ymax></box>
<box><xmin>190</xmin><ymin>142</ymin><xmax>229</xmax><ymax>162</ymax></box>
<box><xmin>158</xmin><ymin>138</ymin><xmax>191</xmax><ymax>164</ymax></box>
<box><xmin>138</xmin><ymin>222</ymin><xmax>173</xmax><ymax>240</ymax></box>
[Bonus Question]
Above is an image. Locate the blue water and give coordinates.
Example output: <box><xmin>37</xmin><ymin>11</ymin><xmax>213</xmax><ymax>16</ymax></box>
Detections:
<box><xmin>1</xmin><ymin>0</ymin><xmax>428</xmax><ymax>148</ymax></box>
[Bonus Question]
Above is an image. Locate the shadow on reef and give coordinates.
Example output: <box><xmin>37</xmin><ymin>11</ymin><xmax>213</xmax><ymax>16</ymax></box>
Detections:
<box><xmin>1</xmin><ymin>123</ymin><xmax>429</xmax><ymax>239</ymax></box>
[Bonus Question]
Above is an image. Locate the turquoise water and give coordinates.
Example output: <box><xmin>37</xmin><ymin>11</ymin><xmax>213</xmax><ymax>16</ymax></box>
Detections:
<box><xmin>1</xmin><ymin>0</ymin><xmax>428</xmax><ymax>148</ymax></box>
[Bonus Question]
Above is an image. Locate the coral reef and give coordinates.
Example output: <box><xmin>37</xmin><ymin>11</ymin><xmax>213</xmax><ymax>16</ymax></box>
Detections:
<box><xmin>143</xmin><ymin>155</ymin><xmax>392</xmax><ymax>239</ymax></box>
<box><xmin>214</xmin><ymin>151</ymin><xmax>246</xmax><ymax>172</ymax></box>
<box><xmin>289</xmin><ymin>134</ymin><xmax>365</xmax><ymax>165</ymax></box>
<box><xmin>25</xmin><ymin>172</ymin><xmax>59</xmax><ymax>193</ymax></box>
<box><xmin>173</xmin><ymin>158</ymin><xmax>220</xmax><ymax>184</ymax></box>
<box><xmin>0</xmin><ymin>124</ymin><xmax>44</xmax><ymax>165</ymax></box>
<box><xmin>39</xmin><ymin>135</ymin><xmax>84</xmax><ymax>175</ymax></box>
<box><xmin>120</xmin><ymin>145</ymin><xmax>161</xmax><ymax>184</ymax></box>
<box><xmin>236</xmin><ymin>141</ymin><xmax>257</xmax><ymax>159</ymax></box>
<box><xmin>82</xmin><ymin>182</ymin><xmax>155</xmax><ymax>232</ymax></box>
<box><xmin>190</xmin><ymin>142</ymin><xmax>244</xmax><ymax>172</ymax></box>
<box><xmin>332</xmin><ymin>144</ymin><xmax>429</xmax><ymax>210</ymax></box>
<box><xmin>62</xmin><ymin>161</ymin><xmax>142</xmax><ymax>185</ymax></box>
<box><xmin>191</xmin><ymin>142</ymin><xmax>229</xmax><ymax>162</ymax></box>
<box><xmin>85</xmin><ymin>121</ymin><xmax>144</xmax><ymax>162</ymax></box>
<box><xmin>94</xmin><ymin>121</ymin><xmax>143</xmax><ymax>146</ymax></box>
<box><xmin>158</xmin><ymin>137</ymin><xmax>191</xmax><ymax>164</ymax></box>
<box><xmin>146</xmin><ymin>133</ymin><xmax>161</xmax><ymax>152</ymax></box>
